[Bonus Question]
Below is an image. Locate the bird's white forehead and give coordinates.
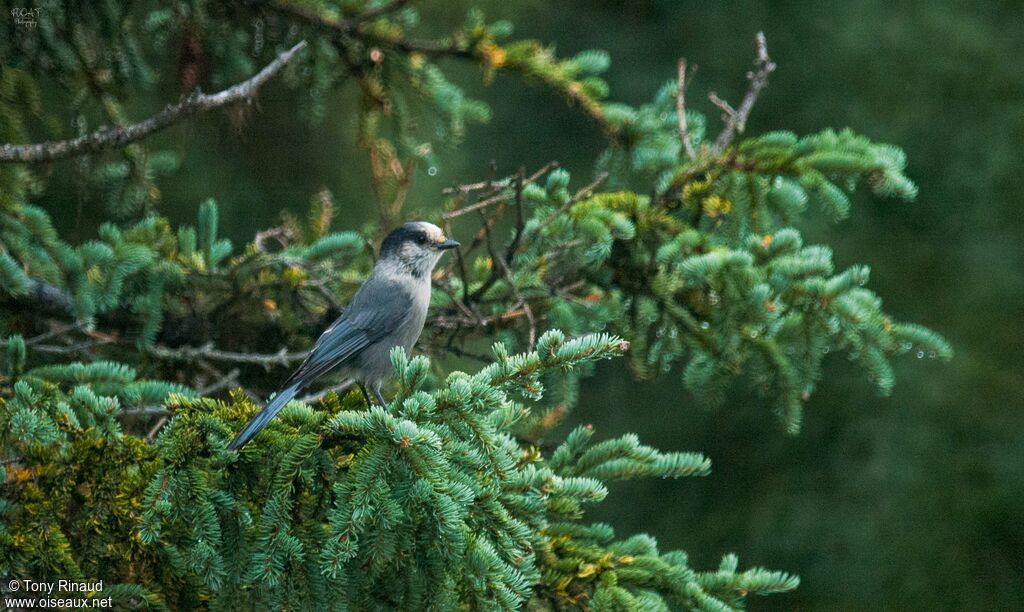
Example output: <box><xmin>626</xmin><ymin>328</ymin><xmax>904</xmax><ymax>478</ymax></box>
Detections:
<box><xmin>406</xmin><ymin>221</ymin><xmax>445</xmax><ymax>241</ymax></box>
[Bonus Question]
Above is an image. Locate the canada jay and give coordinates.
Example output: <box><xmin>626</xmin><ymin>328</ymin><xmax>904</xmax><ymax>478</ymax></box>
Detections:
<box><xmin>228</xmin><ymin>221</ymin><xmax>459</xmax><ymax>451</ymax></box>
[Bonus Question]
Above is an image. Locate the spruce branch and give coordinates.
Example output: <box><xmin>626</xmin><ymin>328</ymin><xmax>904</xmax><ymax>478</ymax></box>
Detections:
<box><xmin>525</xmin><ymin>171</ymin><xmax>609</xmax><ymax>239</ymax></box>
<box><xmin>265</xmin><ymin>0</ymin><xmax>473</xmax><ymax>59</ymax></box>
<box><xmin>264</xmin><ymin>0</ymin><xmax>413</xmax><ymax>32</ymax></box>
<box><xmin>141</xmin><ymin>369</ymin><xmax>241</xmax><ymax>441</ymax></box>
<box><xmin>0</xmin><ymin>41</ymin><xmax>308</xmax><ymax>163</ymax></box>
<box><xmin>2</xmin><ymin>150</ymin><xmax>943</xmax><ymax>424</ymax></box>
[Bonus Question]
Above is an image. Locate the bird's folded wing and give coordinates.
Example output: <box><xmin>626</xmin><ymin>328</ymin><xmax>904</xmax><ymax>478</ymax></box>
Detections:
<box><xmin>283</xmin><ymin>283</ymin><xmax>413</xmax><ymax>388</ymax></box>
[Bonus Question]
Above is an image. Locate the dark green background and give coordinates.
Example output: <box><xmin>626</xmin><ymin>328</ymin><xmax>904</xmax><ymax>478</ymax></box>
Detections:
<box><xmin>49</xmin><ymin>1</ymin><xmax>1024</xmax><ymax>609</ymax></box>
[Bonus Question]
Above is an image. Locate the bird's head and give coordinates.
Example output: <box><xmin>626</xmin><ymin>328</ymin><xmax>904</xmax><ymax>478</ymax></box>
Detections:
<box><xmin>379</xmin><ymin>221</ymin><xmax>460</xmax><ymax>278</ymax></box>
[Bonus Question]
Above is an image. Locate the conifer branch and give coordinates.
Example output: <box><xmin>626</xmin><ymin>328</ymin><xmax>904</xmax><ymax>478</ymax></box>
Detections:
<box><xmin>266</xmin><ymin>1</ymin><xmax>473</xmax><ymax>59</ymax></box>
<box><xmin>526</xmin><ymin>171</ymin><xmax>609</xmax><ymax>239</ymax></box>
<box><xmin>265</xmin><ymin>0</ymin><xmax>412</xmax><ymax>32</ymax></box>
<box><xmin>138</xmin><ymin>369</ymin><xmax>241</xmax><ymax>440</ymax></box>
<box><xmin>0</xmin><ymin>41</ymin><xmax>308</xmax><ymax>163</ymax></box>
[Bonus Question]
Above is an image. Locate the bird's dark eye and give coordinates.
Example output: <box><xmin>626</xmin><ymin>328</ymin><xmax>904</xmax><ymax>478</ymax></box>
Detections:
<box><xmin>416</xmin><ymin>233</ymin><xmax>428</xmax><ymax>244</ymax></box>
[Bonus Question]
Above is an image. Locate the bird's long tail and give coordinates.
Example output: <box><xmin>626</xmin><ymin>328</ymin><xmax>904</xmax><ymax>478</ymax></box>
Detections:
<box><xmin>228</xmin><ymin>384</ymin><xmax>300</xmax><ymax>451</ymax></box>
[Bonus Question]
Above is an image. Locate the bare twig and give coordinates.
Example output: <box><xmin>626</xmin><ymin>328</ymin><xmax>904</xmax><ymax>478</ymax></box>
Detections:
<box><xmin>460</xmin><ymin>167</ymin><xmax>605</xmax><ymax>312</ymax></box>
<box><xmin>31</xmin><ymin>338</ymin><xmax>113</xmax><ymax>355</ymax></box>
<box><xmin>0</xmin><ymin>41</ymin><xmax>308</xmax><ymax>163</ymax></box>
<box><xmin>465</xmin><ymin>203</ymin><xmax>510</xmax><ymax>301</ymax></box>
<box><xmin>298</xmin><ymin>379</ymin><xmax>356</xmax><ymax>404</ymax></box>
<box><xmin>147</xmin><ymin>343</ymin><xmax>306</xmax><ymax>368</ymax></box>
<box><xmin>0</xmin><ymin>322</ymin><xmax>81</xmax><ymax>347</ymax></box>
<box><xmin>460</xmin><ymin>201</ymin><xmax>507</xmax><ymax>259</ymax></box>
<box><xmin>122</xmin><ymin>406</ymin><xmax>172</xmax><ymax>417</ymax></box>
<box><xmin>253</xmin><ymin>226</ymin><xmax>295</xmax><ymax>252</ymax></box>
<box><xmin>503</xmin><ymin>167</ymin><xmax>527</xmax><ymax>270</ymax></box>
<box><xmin>199</xmin><ymin>368</ymin><xmax>243</xmax><ymax>396</ymax></box>
<box><xmin>442</xmin><ymin>216</ymin><xmax>473</xmax><ymax>306</ymax></box>
<box><xmin>430</xmin><ymin>307</ymin><xmax>534</xmax><ymax>330</ymax></box>
<box><xmin>480</xmin><ymin>210</ymin><xmax>537</xmax><ymax>351</ymax></box>
<box><xmin>707</xmin><ymin>93</ymin><xmax>736</xmax><ymax>119</ymax></box>
<box><xmin>677</xmin><ymin>58</ymin><xmax>697</xmax><ymax>160</ymax></box>
<box><xmin>145</xmin><ymin>417</ymin><xmax>169</xmax><ymax>442</ymax></box>
<box><xmin>442</xmin><ymin>162</ymin><xmax>557</xmax><ymax>219</ymax></box>
<box><xmin>710</xmin><ymin>32</ymin><xmax>776</xmax><ymax>154</ymax></box>
<box><xmin>441</xmin><ymin>190</ymin><xmax>510</xmax><ymax>220</ymax></box>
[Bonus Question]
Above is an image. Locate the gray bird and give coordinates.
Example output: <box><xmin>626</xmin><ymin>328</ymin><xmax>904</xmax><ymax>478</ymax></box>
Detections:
<box><xmin>228</xmin><ymin>221</ymin><xmax>459</xmax><ymax>451</ymax></box>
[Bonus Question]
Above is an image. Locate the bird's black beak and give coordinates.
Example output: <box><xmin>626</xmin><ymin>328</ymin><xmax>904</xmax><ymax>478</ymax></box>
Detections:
<box><xmin>435</xmin><ymin>239</ymin><xmax>460</xmax><ymax>251</ymax></box>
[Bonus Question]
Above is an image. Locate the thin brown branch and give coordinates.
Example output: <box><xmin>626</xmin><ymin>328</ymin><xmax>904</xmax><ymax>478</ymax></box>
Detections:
<box><xmin>445</xmin><ymin>163</ymin><xmax>559</xmax><ymax>319</ymax></box>
<box><xmin>442</xmin><ymin>217</ymin><xmax>473</xmax><ymax>306</ymax></box>
<box><xmin>430</xmin><ymin>307</ymin><xmax>534</xmax><ymax>330</ymax></box>
<box><xmin>677</xmin><ymin>58</ymin><xmax>697</xmax><ymax>160</ymax></box>
<box><xmin>466</xmin><ymin>202</ymin><xmax>510</xmax><ymax>301</ymax></box>
<box><xmin>504</xmin><ymin>167</ymin><xmax>527</xmax><ymax>264</ymax></box>
<box><xmin>145</xmin><ymin>417</ymin><xmax>169</xmax><ymax>442</ymax></box>
<box><xmin>711</xmin><ymin>31</ymin><xmax>776</xmax><ymax>154</ymax></box>
<box><xmin>480</xmin><ymin>210</ymin><xmax>536</xmax><ymax>351</ymax></box>
<box><xmin>461</xmin><ymin>167</ymin><xmax>605</xmax><ymax>307</ymax></box>
<box><xmin>0</xmin><ymin>41</ymin><xmax>308</xmax><ymax>163</ymax></box>
<box><xmin>461</xmin><ymin>201</ymin><xmax>507</xmax><ymax>259</ymax></box>
<box><xmin>442</xmin><ymin>162</ymin><xmax>558</xmax><ymax>220</ymax></box>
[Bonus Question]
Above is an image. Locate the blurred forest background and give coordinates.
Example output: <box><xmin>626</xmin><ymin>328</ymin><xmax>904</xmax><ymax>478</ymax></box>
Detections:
<box><xmin>29</xmin><ymin>0</ymin><xmax>1023</xmax><ymax>609</ymax></box>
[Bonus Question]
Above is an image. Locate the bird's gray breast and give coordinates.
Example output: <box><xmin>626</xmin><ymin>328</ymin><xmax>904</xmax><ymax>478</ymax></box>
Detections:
<box><xmin>354</xmin><ymin>273</ymin><xmax>432</xmax><ymax>386</ymax></box>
